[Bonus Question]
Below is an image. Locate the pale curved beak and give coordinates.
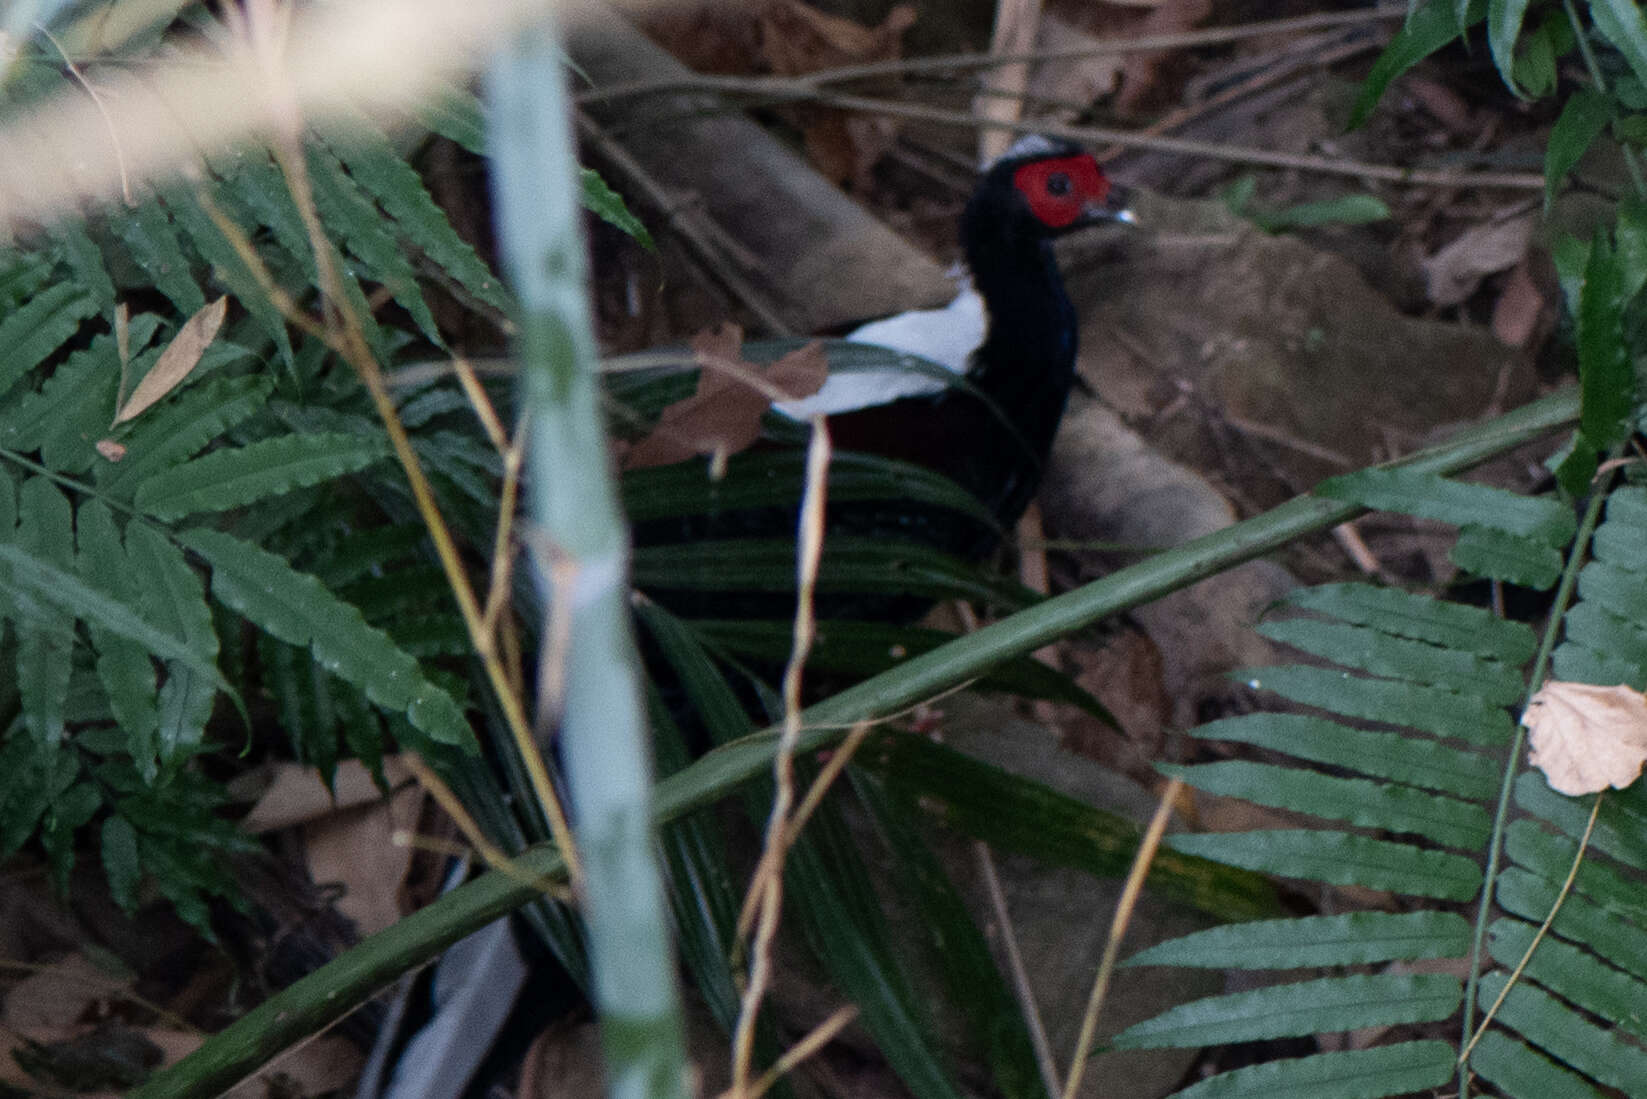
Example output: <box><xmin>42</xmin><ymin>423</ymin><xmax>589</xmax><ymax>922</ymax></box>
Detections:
<box><xmin>1083</xmin><ymin>182</ymin><xmax>1137</xmax><ymax>226</ymax></box>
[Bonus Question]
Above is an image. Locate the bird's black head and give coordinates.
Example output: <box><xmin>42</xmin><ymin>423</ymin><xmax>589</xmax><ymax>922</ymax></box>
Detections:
<box><xmin>965</xmin><ymin>135</ymin><xmax>1132</xmax><ymax>247</ymax></box>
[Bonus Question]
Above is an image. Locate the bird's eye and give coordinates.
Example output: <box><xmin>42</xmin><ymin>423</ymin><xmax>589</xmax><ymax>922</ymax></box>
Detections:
<box><xmin>1045</xmin><ymin>172</ymin><xmax>1071</xmax><ymax>197</ymax></box>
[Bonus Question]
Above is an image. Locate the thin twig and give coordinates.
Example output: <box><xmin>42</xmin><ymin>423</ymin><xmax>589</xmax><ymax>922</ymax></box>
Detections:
<box><xmin>721</xmin><ymin>1005</ymin><xmax>859</xmax><ymax>1099</ymax></box>
<box><xmin>575</xmin><ymin>8</ymin><xmax>1409</xmax><ymax>105</ymax></box>
<box><xmin>729</xmin><ymin>416</ymin><xmax>832</xmax><ymax>1097</ymax></box>
<box><xmin>1459</xmin><ymin>791</ymin><xmax>1603</xmax><ymax>1067</ymax></box>
<box><xmin>36</xmin><ymin>23</ymin><xmax>133</xmax><ymax>205</ymax></box>
<box><xmin>1062</xmin><ymin>777</ymin><xmax>1183</xmax><ymax>1099</ymax></box>
<box><xmin>975</xmin><ymin>840</ymin><xmax>1060</xmax><ymax>1099</ymax></box>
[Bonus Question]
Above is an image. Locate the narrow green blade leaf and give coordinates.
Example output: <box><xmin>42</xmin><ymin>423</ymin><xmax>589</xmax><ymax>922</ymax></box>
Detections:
<box><xmin>1545</xmin><ymin>91</ymin><xmax>1612</xmax><ymax>206</ymax></box>
<box><xmin>179</xmin><ymin>528</ymin><xmax>472</xmax><ymax>749</ymax></box>
<box><xmin>100</xmin><ymin>374</ymin><xmax>275</xmax><ymax>497</ymax></box>
<box><xmin>1470</xmin><ymin>1028</ymin><xmax>1606</xmax><ymax>1099</ymax></box>
<box><xmin>1166</xmin><ymin>830</ymin><xmax>1482</xmax><ymax>900</ymax></box>
<box><xmin>1497</xmin><ymin>868</ymin><xmax>1647</xmax><ymax>983</ymax></box>
<box><xmin>1237</xmin><ymin>663</ymin><xmax>1516</xmax><ymax>744</ymax></box>
<box><xmin>1488</xmin><ymin>918</ymin><xmax>1647</xmax><ymax>1040</ymax></box>
<box><xmin>1349</xmin><ymin>0</ymin><xmax>1484</xmax><ymax>127</ymax></box>
<box><xmin>1479</xmin><ymin>970</ymin><xmax>1647</xmax><ymax>1092</ymax></box>
<box><xmin>1591</xmin><ymin>0</ymin><xmax>1647</xmax><ymax>89</ymax></box>
<box><xmin>1452</xmin><ymin>524</ymin><xmax>1563</xmax><ymax>588</ymax></box>
<box><xmin>1112</xmin><ymin>973</ymin><xmax>1461</xmax><ymax>1048</ymax></box>
<box><xmin>865</xmin><ymin>731</ymin><xmax>1281</xmax><ymax>919</ymax></box>
<box><xmin>1124</xmin><ymin>911</ymin><xmax>1471</xmax><ymax>970</ymax></box>
<box><xmin>1317</xmin><ymin>467</ymin><xmax>1576</xmax><ymax>545</ymax></box>
<box><xmin>13</xmin><ymin>478</ymin><xmax>75</xmax><ymax>746</ymax></box>
<box><xmin>633</xmin><ymin>536</ymin><xmax>1037</xmax><ymax>609</ymax></box>
<box><xmin>1172</xmin><ymin>1040</ymin><xmax>1454</xmax><ymax>1098</ymax></box>
<box><xmin>112</xmin><ymin>197</ymin><xmax>206</xmax><ymax>316</ymax></box>
<box><xmin>133</xmin><ymin>433</ymin><xmax>390</xmax><ymax>520</ymax></box>
<box><xmin>0</xmin><ymin>282</ymin><xmax>97</xmax><ymax>398</ymax></box>
<box><xmin>1287</xmin><ymin>581</ymin><xmax>1536</xmax><ymax>664</ymax></box>
<box><xmin>1576</xmin><ymin>232</ymin><xmax>1635</xmax><ymax>448</ymax></box>
<box><xmin>581</xmin><ymin>167</ymin><xmax>653</xmax><ymax>248</ymax></box>
<box><xmin>101</xmin><ymin>816</ymin><xmax>143</xmax><ymax>913</ymax></box>
<box><xmin>1257</xmin><ymin>617</ymin><xmax>1525</xmax><ymax>704</ymax></box>
<box><xmin>1192</xmin><ymin>713</ymin><xmax>1498</xmax><ymax>799</ymax></box>
<box><xmin>1488</xmin><ymin>0</ymin><xmax>1534</xmax><ymax>94</ymax></box>
<box><xmin>1160</xmin><ymin>761</ymin><xmax>1490</xmax><ymax>849</ymax></box>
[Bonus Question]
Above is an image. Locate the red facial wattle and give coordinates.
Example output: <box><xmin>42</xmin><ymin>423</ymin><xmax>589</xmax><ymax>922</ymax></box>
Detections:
<box><xmin>1012</xmin><ymin>155</ymin><xmax>1110</xmax><ymax>229</ymax></box>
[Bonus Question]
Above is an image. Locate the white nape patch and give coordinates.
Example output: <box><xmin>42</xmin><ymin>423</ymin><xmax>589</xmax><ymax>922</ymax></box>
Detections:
<box><xmin>773</xmin><ymin>286</ymin><xmax>985</xmax><ymax>419</ymax></box>
<box><xmin>995</xmin><ymin>133</ymin><xmax>1062</xmax><ymax>166</ymax></box>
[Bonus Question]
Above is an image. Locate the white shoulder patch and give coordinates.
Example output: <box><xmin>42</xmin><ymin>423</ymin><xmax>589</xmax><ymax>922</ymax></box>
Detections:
<box><xmin>773</xmin><ymin>287</ymin><xmax>985</xmax><ymax>419</ymax></box>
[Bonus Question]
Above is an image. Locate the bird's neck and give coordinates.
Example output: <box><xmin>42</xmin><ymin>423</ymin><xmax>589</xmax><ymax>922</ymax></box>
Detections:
<box><xmin>965</xmin><ymin>232</ymin><xmax>1079</xmax><ymax>460</ymax></box>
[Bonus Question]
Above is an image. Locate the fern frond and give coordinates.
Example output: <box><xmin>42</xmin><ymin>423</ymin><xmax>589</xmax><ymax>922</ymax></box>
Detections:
<box><xmin>1115</xmin><ymin>474</ymin><xmax>1647</xmax><ymax>1096</ymax></box>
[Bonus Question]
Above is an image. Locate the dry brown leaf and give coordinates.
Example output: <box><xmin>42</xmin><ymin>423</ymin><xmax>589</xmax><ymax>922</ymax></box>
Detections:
<box><xmin>2</xmin><ymin>953</ymin><xmax>122</xmax><ymax>1031</ymax></box>
<box><xmin>241</xmin><ymin>756</ymin><xmax>414</xmax><ymax>833</ymax></box>
<box><xmin>94</xmin><ymin>439</ymin><xmax>127</xmax><ymax>462</ymax></box>
<box><xmin>114</xmin><ymin>296</ymin><xmax>226</xmax><ymax>424</ymax></box>
<box><xmin>1422</xmin><ymin>216</ymin><xmax>1534</xmax><ymax>307</ymax></box>
<box><xmin>304</xmin><ymin>780</ymin><xmax>425</xmax><ymax>936</ymax></box>
<box><xmin>621</xmin><ymin>324</ymin><xmax>826</xmax><ymax>470</ymax></box>
<box><xmin>1523</xmin><ymin>680</ymin><xmax>1647</xmax><ymax>796</ymax></box>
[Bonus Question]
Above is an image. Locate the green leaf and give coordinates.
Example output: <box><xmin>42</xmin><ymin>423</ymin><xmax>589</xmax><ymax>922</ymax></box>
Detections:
<box><xmin>1488</xmin><ymin>918</ymin><xmax>1647</xmax><ymax>1040</ymax></box>
<box><xmin>581</xmin><ymin>167</ymin><xmax>653</xmax><ymax>249</ymax></box>
<box><xmin>633</xmin><ymin>536</ymin><xmax>1037</xmax><ymax>609</ymax></box>
<box><xmin>133</xmin><ymin>432</ymin><xmax>391</xmax><ymax>520</ymax></box>
<box><xmin>1317</xmin><ymin>467</ymin><xmax>1576</xmax><ymax>545</ymax></box>
<box><xmin>1479</xmin><ymin>970</ymin><xmax>1647</xmax><ymax>1092</ymax></box>
<box><xmin>623</xmin><ymin>449</ymin><xmax>998</xmax><ymax>529</ymax></box>
<box><xmin>1576</xmin><ymin>231</ymin><xmax>1635</xmax><ymax>448</ymax></box>
<box><xmin>1546</xmin><ymin>91</ymin><xmax>1613</xmax><ymax>207</ymax></box>
<box><xmin>1249</xmin><ymin>193</ymin><xmax>1391</xmax><ymax>233</ymax></box>
<box><xmin>1452</xmin><ymin>524</ymin><xmax>1564</xmax><ymax>587</ymax></box>
<box><xmin>692</xmin><ymin>617</ymin><xmax>1113</xmax><ymax>721</ymax></box>
<box><xmin>1488</xmin><ymin>0</ymin><xmax>1535</xmax><ymax>94</ymax></box>
<box><xmin>1497</xmin><ymin>868</ymin><xmax>1647</xmax><ymax>983</ymax></box>
<box><xmin>856</xmin><ymin>772</ymin><xmax>1046</xmax><ymax>1099</ymax></box>
<box><xmin>1257</xmin><ymin>617</ymin><xmax>1525</xmax><ymax>703</ymax></box>
<box><xmin>1190</xmin><ymin>713</ymin><xmax>1498</xmax><ymax>800</ymax></box>
<box><xmin>865</xmin><ymin>731</ymin><xmax>1282</xmax><ymax>919</ymax></box>
<box><xmin>1111</xmin><ymin>973</ymin><xmax>1461</xmax><ymax>1048</ymax></box>
<box><xmin>1286</xmin><ymin>581</ymin><xmax>1536</xmax><ymax>663</ymax></box>
<box><xmin>1160</xmin><ymin>761</ymin><xmax>1490</xmax><ymax>849</ymax></box>
<box><xmin>327</xmin><ymin>130</ymin><xmax>512</xmax><ymax>313</ymax></box>
<box><xmin>307</xmin><ymin>146</ymin><xmax>443</xmax><ymax>346</ymax></box>
<box><xmin>101</xmin><ymin>816</ymin><xmax>142</xmax><ymax>913</ymax></box>
<box><xmin>1123</xmin><ymin>911</ymin><xmax>1472</xmax><ymax>969</ymax></box>
<box><xmin>1591</xmin><ymin>0</ymin><xmax>1647</xmax><ymax>90</ymax></box>
<box><xmin>1470</xmin><ymin>1028</ymin><xmax>1606</xmax><ymax>1099</ymax></box>
<box><xmin>13</xmin><ymin>478</ymin><xmax>75</xmax><ymax>747</ymax></box>
<box><xmin>179</xmin><ymin>528</ymin><xmax>473</xmax><ymax>750</ymax></box>
<box><xmin>1349</xmin><ymin>0</ymin><xmax>1485</xmax><ymax>128</ymax></box>
<box><xmin>1238</xmin><ymin>663</ymin><xmax>1516</xmax><ymax>744</ymax></box>
<box><xmin>77</xmin><ymin>501</ymin><xmax>161</xmax><ymax>780</ymax></box>
<box><xmin>112</xmin><ymin>196</ymin><xmax>207</xmax><ymax>316</ymax></box>
<box><xmin>1171</xmin><ymin>1040</ymin><xmax>1454</xmax><ymax>1098</ymax></box>
<box><xmin>100</xmin><ymin>374</ymin><xmax>275</xmax><ymax>496</ymax></box>
<box><xmin>0</xmin><ymin>282</ymin><xmax>97</xmax><ymax>399</ymax></box>
<box><xmin>1165</xmin><ymin>830</ymin><xmax>1482</xmax><ymax>900</ymax></box>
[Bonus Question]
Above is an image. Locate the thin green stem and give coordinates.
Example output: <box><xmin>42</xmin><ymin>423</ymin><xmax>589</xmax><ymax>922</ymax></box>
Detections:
<box><xmin>1455</xmin><ymin>467</ymin><xmax>1613</xmax><ymax>1097</ymax></box>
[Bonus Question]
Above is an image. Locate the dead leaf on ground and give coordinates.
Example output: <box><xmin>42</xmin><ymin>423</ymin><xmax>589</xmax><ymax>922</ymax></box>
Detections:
<box><xmin>1524</xmin><ymin>680</ymin><xmax>1647</xmax><ymax>796</ymax></box>
<box><xmin>1491</xmin><ymin>254</ymin><xmax>1555</xmax><ymax>348</ymax></box>
<box><xmin>114</xmin><ymin>296</ymin><xmax>228</xmax><ymax>424</ymax></box>
<box><xmin>303</xmin><ymin>779</ymin><xmax>427</xmax><ymax>937</ymax></box>
<box><xmin>2</xmin><ymin>952</ymin><xmax>124</xmax><ymax>1031</ymax></box>
<box><xmin>240</xmin><ymin>756</ymin><xmax>415</xmax><ymax>833</ymax></box>
<box><xmin>620</xmin><ymin>323</ymin><xmax>827</xmax><ymax>470</ymax></box>
<box><xmin>1422</xmin><ymin>215</ymin><xmax>1535</xmax><ymax>307</ymax></box>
